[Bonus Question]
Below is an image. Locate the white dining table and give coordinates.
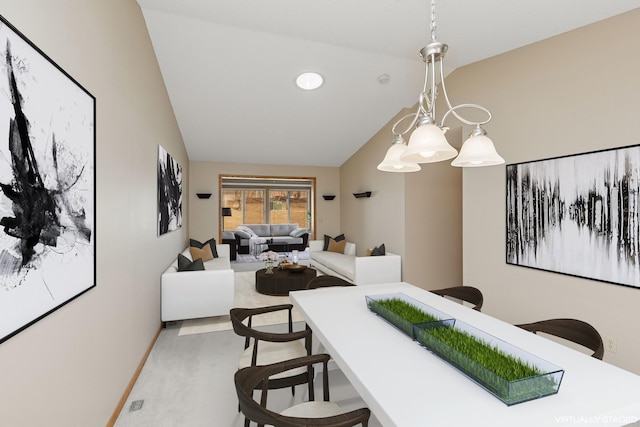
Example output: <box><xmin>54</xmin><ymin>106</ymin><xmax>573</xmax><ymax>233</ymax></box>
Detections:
<box><xmin>290</xmin><ymin>282</ymin><xmax>640</xmax><ymax>427</ymax></box>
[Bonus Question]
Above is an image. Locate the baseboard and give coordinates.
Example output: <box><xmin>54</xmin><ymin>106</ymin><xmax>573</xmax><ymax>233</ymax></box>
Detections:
<box><xmin>106</xmin><ymin>323</ymin><xmax>163</xmax><ymax>426</ymax></box>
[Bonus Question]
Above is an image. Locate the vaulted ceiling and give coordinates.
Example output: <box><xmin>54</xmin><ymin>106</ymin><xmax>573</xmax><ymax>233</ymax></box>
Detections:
<box><xmin>137</xmin><ymin>0</ymin><xmax>640</xmax><ymax>167</ymax></box>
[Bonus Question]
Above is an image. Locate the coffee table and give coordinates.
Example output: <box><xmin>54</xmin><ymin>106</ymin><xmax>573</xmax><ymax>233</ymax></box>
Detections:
<box><xmin>255</xmin><ymin>267</ymin><xmax>316</xmax><ymax>296</ymax></box>
<box><xmin>267</xmin><ymin>241</ymin><xmax>290</xmax><ymax>253</ymax></box>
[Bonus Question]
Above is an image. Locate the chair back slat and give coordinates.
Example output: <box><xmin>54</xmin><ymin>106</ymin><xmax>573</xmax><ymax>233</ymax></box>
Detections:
<box><xmin>516</xmin><ymin>318</ymin><xmax>604</xmax><ymax>360</ymax></box>
<box><xmin>431</xmin><ymin>286</ymin><xmax>484</xmax><ymax>311</ymax></box>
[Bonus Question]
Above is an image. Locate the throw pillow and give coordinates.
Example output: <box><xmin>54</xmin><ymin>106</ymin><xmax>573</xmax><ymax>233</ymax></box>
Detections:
<box><xmin>323</xmin><ymin>233</ymin><xmax>345</xmax><ymax>251</ymax></box>
<box><xmin>234</xmin><ymin>226</ymin><xmax>254</xmax><ymax>239</ymax></box>
<box><xmin>327</xmin><ymin>238</ymin><xmax>347</xmax><ymax>254</ymax></box>
<box><xmin>190</xmin><ymin>244</ymin><xmax>214</xmax><ymax>262</ymax></box>
<box><xmin>289</xmin><ymin>227</ymin><xmax>308</xmax><ymax>238</ymax></box>
<box><xmin>190</xmin><ymin>238</ymin><xmax>219</xmax><ymax>258</ymax></box>
<box><xmin>366</xmin><ymin>248</ymin><xmax>373</xmax><ymax>256</ymax></box>
<box><xmin>177</xmin><ymin>254</ymin><xmax>205</xmax><ymax>271</ymax></box>
<box><xmin>371</xmin><ymin>243</ymin><xmax>386</xmax><ymax>256</ymax></box>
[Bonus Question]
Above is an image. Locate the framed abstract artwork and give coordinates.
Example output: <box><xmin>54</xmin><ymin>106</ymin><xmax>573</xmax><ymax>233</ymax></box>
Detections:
<box><xmin>0</xmin><ymin>16</ymin><xmax>96</xmax><ymax>343</ymax></box>
<box><xmin>157</xmin><ymin>145</ymin><xmax>182</xmax><ymax>235</ymax></box>
<box><xmin>506</xmin><ymin>144</ymin><xmax>640</xmax><ymax>289</ymax></box>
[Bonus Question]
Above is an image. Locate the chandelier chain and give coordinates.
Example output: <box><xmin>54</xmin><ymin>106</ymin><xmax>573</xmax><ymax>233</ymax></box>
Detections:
<box><xmin>430</xmin><ymin>0</ymin><xmax>437</xmax><ymax>41</ymax></box>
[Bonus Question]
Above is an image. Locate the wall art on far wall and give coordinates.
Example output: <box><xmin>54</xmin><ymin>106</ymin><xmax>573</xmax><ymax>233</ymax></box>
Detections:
<box><xmin>157</xmin><ymin>145</ymin><xmax>182</xmax><ymax>235</ymax></box>
<box><xmin>0</xmin><ymin>16</ymin><xmax>96</xmax><ymax>344</ymax></box>
<box><xmin>506</xmin><ymin>144</ymin><xmax>640</xmax><ymax>289</ymax></box>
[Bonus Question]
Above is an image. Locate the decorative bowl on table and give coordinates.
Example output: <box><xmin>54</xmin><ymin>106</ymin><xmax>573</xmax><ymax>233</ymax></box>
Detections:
<box><xmin>287</xmin><ymin>264</ymin><xmax>307</xmax><ymax>273</ymax></box>
<box><xmin>279</xmin><ymin>261</ymin><xmax>292</xmax><ymax>270</ymax></box>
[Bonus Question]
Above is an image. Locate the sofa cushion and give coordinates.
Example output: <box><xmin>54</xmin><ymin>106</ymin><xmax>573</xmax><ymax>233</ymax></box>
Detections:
<box><xmin>246</xmin><ymin>224</ymin><xmax>271</xmax><ymax>237</ymax></box>
<box><xmin>203</xmin><ymin>256</ymin><xmax>231</xmax><ymax>270</ymax></box>
<box><xmin>311</xmin><ymin>251</ymin><xmax>355</xmax><ymax>280</ymax></box>
<box><xmin>270</xmin><ymin>223</ymin><xmax>296</xmax><ymax>236</ymax></box>
<box><xmin>323</xmin><ymin>234</ymin><xmax>345</xmax><ymax>251</ymax></box>
<box><xmin>327</xmin><ymin>238</ymin><xmax>347</xmax><ymax>254</ymax></box>
<box><xmin>190</xmin><ymin>238</ymin><xmax>218</xmax><ymax>258</ymax></box>
<box><xmin>289</xmin><ymin>227</ymin><xmax>307</xmax><ymax>238</ymax></box>
<box><xmin>190</xmin><ymin>244</ymin><xmax>214</xmax><ymax>262</ymax></box>
<box><xmin>177</xmin><ymin>254</ymin><xmax>205</xmax><ymax>271</ymax></box>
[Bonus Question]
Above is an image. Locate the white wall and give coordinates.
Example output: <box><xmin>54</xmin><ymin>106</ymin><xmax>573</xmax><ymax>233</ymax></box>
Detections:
<box><xmin>340</xmin><ymin>108</ymin><xmax>408</xmax><ymax>258</ymax></box>
<box><xmin>341</xmin><ymin>107</ymin><xmax>462</xmax><ymax>288</ymax></box>
<box><xmin>0</xmin><ymin>1</ymin><xmax>187</xmax><ymax>425</ymax></box>
<box><xmin>453</xmin><ymin>9</ymin><xmax>640</xmax><ymax>373</ymax></box>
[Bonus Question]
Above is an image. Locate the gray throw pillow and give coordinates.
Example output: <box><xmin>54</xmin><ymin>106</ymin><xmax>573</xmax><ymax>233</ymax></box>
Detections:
<box><xmin>177</xmin><ymin>254</ymin><xmax>205</xmax><ymax>271</ymax></box>
<box><xmin>234</xmin><ymin>227</ymin><xmax>253</xmax><ymax>239</ymax></box>
<box><xmin>289</xmin><ymin>227</ymin><xmax>308</xmax><ymax>238</ymax></box>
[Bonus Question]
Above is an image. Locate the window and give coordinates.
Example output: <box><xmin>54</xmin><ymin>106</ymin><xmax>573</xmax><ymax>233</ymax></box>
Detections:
<box><xmin>220</xmin><ymin>176</ymin><xmax>315</xmax><ymax>237</ymax></box>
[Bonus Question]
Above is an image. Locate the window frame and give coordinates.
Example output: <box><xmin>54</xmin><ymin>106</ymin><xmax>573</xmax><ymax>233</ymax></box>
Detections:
<box><xmin>219</xmin><ymin>175</ymin><xmax>316</xmax><ymax>240</ymax></box>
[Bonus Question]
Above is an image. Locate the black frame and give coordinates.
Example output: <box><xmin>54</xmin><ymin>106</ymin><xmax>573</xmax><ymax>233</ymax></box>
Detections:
<box><xmin>506</xmin><ymin>144</ymin><xmax>640</xmax><ymax>289</ymax></box>
<box><xmin>0</xmin><ymin>15</ymin><xmax>97</xmax><ymax>344</ymax></box>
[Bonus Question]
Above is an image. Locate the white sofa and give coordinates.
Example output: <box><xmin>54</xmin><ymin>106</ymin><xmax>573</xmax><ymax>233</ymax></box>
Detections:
<box><xmin>161</xmin><ymin>244</ymin><xmax>234</xmax><ymax>325</ymax></box>
<box><xmin>309</xmin><ymin>240</ymin><xmax>401</xmax><ymax>285</ymax></box>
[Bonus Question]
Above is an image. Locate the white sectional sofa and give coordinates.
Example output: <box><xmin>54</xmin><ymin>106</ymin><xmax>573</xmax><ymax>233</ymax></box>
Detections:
<box><xmin>309</xmin><ymin>240</ymin><xmax>401</xmax><ymax>285</ymax></box>
<box><xmin>161</xmin><ymin>244</ymin><xmax>234</xmax><ymax>325</ymax></box>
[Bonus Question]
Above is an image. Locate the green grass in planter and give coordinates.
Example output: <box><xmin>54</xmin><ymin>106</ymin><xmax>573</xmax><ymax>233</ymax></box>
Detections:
<box><xmin>374</xmin><ymin>298</ymin><xmax>440</xmax><ymax>323</ymax></box>
<box><xmin>416</xmin><ymin>325</ymin><xmax>559</xmax><ymax>403</ymax></box>
<box><xmin>368</xmin><ymin>297</ymin><xmax>441</xmax><ymax>337</ymax></box>
<box><xmin>421</xmin><ymin>326</ymin><xmax>542</xmax><ymax>381</ymax></box>
<box><xmin>370</xmin><ymin>297</ymin><xmax>558</xmax><ymax>403</ymax></box>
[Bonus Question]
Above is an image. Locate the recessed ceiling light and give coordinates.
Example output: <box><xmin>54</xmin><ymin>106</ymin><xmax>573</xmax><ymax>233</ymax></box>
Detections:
<box><xmin>295</xmin><ymin>72</ymin><xmax>323</xmax><ymax>90</ymax></box>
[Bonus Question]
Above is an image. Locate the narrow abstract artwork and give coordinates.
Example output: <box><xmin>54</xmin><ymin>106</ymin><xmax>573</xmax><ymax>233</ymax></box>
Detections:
<box><xmin>157</xmin><ymin>145</ymin><xmax>182</xmax><ymax>235</ymax></box>
<box><xmin>506</xmin><ymin>145</ymin><xmax>640</xmax><ymax>288</ymax></box>
<box><xmin>0</xmin><ymin>16</ymin><xmax>96</xmax><ymax>343</ymax></box>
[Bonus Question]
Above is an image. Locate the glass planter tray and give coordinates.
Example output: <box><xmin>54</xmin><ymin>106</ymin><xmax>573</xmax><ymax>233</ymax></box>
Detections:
<box><xmin>365</xmin><ymin>293</ymin><xmax>454</xmax><ymax>339</ymax></box>
<box><xmin>413</xmin><ymin>319</ymin><xmax>565</xmax><ymax>405</ymax></box>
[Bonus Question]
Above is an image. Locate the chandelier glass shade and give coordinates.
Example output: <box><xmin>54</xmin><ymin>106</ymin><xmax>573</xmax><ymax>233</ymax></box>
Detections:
<box><xmin>451</xmin><ymin>126</ymin><xmax>505</xmax><ymax>167</ymax></box>
<box><xmin>377</xmin><ymin>135</ymin><xmax>421</xmax><ymax>172</ymax></box>
<box><xmin>380</xmin><ymin>0</ymin><xmax>504</xmax><ymax>171</ymax></box>
<box><xmin>401</xmin><ymin>122</ymin><xmax>457</xmax><ymax>163</ymax></box>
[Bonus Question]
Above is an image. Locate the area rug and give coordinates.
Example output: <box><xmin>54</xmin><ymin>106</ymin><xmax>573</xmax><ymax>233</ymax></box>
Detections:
<box><xmin>178</xmin><ymin>271</ymin><xmax>304</xmax><ymax>336</ymax></box>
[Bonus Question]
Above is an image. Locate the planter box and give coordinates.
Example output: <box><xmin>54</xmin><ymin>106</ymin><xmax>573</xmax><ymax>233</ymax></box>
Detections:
<box><xmin>414</xmin><ymin>319</ymin><xmax>564</xmax><ymax>405</ymax></box>
<box><xmin>365</xmin><ymin>293</ymin><xmax>564</xmax><ymax>405</ymax></box>
<box><xmin>365</xmin><ymin>293</ymin><xmax>454</xmax><ymax>339</ymax></box>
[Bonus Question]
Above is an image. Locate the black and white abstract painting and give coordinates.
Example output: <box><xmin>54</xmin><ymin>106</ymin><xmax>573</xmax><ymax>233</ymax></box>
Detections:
<box><xmin>0</xmin><ymin>16</ymin><xmax>96</xmax><ymax>343</ymax></box>
<box><xmin>157</xmin><ymin>145</ymin><xmax>182</xmax><ymax>235</ymax></box>
<box><xmin>506</xmin><ymin>145</ymin><xmax>640</xmax><ymax>288</ymax></box>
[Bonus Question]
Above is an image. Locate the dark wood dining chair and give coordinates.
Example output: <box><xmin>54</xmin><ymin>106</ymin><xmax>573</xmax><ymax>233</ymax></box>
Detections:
<box><xmin>230</xmin><ymin>305</ymin><xmax>315</xmax><ymax>426</ymax></box>
<box><xmin>306</xmin><ymin>275</ymin><xmax>355</xmax><ymax>289</ymax></box>
<box><xmin>515</xmin><ymin>318</ymin><xmax>605</xmax><ymax>360</ymax></box>
<box><xmin>431</xmin><ymin>286</ymin><xmax>484</xmax><ymax>311</ymax></box>
<box><xmin>235</xmin><ymin>353</ymin><xmax>371</xmax><ymax>427</ymax></box>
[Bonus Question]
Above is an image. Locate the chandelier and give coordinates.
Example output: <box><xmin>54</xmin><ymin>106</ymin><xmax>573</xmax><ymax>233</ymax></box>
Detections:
<box><xmin>377</xmin><ymin>0</ymin><xmax>504</xmax><ymax>172</ymax></box>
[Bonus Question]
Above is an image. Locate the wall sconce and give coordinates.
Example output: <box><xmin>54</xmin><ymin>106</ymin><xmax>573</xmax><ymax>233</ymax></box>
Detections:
<box><xmin>196</xmin><ymin>193</ymin><xmax>212</xmax><ymax>199</ymax></box>
<box><xmin>353</xmin><ymin>192</ymin><xmax>372</xmax><ymax>199</ymax></box>
<box><xmin>322</xmin><ymin>195</ymin><xmax>336</xmax><ymax>200</ymax></box>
